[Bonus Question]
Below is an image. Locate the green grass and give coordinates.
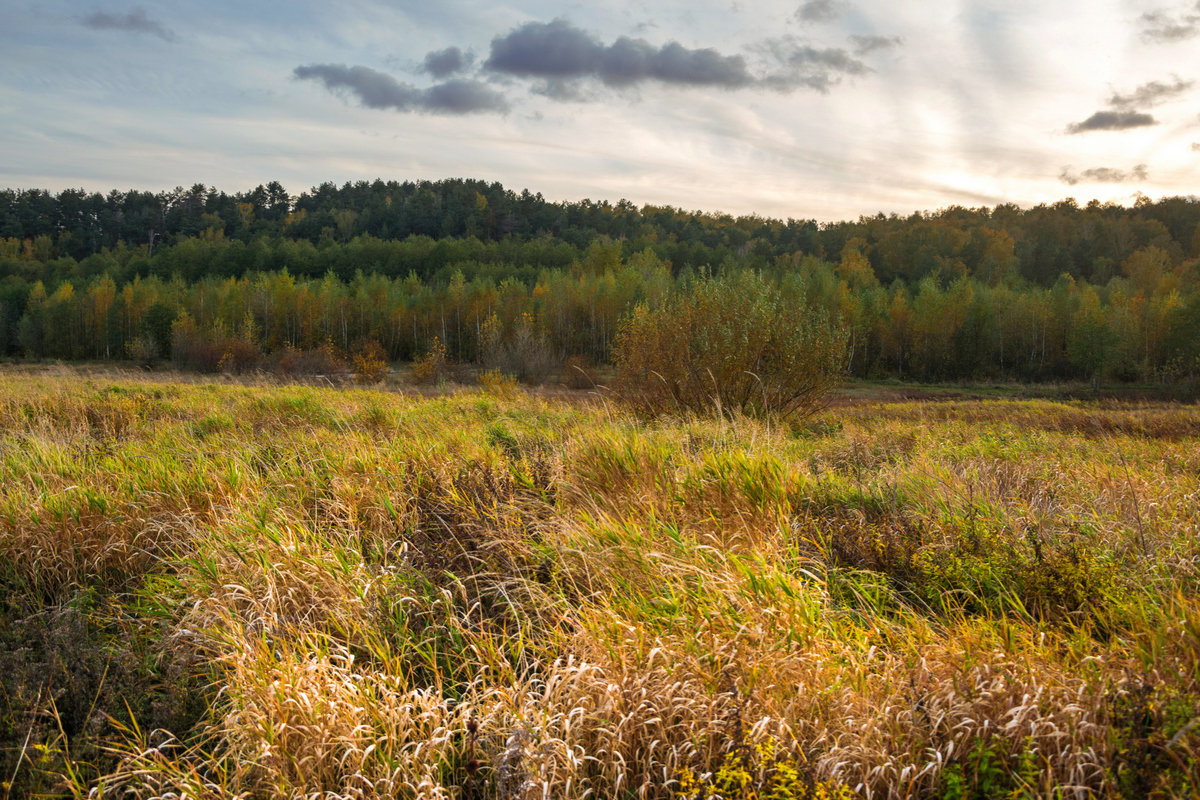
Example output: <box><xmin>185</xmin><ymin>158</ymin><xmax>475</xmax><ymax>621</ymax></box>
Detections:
<box><xmin>1</xmin><ymin>371</ymin><xmax>1198</xmax><ymax>798</ymax></box>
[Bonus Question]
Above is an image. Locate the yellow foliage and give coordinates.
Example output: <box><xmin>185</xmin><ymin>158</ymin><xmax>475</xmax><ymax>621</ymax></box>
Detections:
<box><xmin>410</xmin><ymin>336</ymin><xmax>448</xmax><ymax>384</ymax></box>
<box><xmin>353</xmin><ymin>340</ymin><xmax>389</xmax><ymax>384</ymax></box>
<box><xmin>478</xmin><ymin>368</ymin><xmax>518</xmax><ymax>397</ymax></box>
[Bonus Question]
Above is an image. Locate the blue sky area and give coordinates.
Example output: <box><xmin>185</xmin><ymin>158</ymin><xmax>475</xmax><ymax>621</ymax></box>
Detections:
<box><xmin>1</xmin><ymin>0</ymin><xmax>1197</xmax><ymax>219</ymax></box>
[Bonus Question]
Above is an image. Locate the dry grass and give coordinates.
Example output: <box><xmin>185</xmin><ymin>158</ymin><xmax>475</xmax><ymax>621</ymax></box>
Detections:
<box><xmin>1</xmin><ymin>371</ymin><xmax>1198</xmax><ymax>799</ymax></box>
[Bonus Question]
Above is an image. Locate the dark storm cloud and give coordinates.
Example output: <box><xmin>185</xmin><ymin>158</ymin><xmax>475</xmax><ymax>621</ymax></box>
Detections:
<box><xmin>81</xmin><ymin>7</ymin><xmax>175</xmax><ymax>41</ymax></box>
<box><xmin>1059</xmin><ymin>164</ymin><xmax>1149</xmax><ymax>185</ymax></box>
<box><xmin>1108</xmin><ymin>77</ymin><xmax>1194</xmax><ymax>109</ymax></box>
<box><xmin>423</xmin><ymin>47</ymin><xmax>471</xmax><ymax>79</ymax></box>
<box><xmin>794</xmin><ymin>0</ymin><xmax>843</xmax><ymax>24</ymax></box>
<box><xmin>1139</xmin><ymin>3</ymin><xmax>1200</xmax><ymax>42</ymax></box>
<box><xmin>293</xmin><ymin>64</ymin><xmax>508</xmax><ymax>114</ymax></box>
<box><xmin>1066</xmin><ymin>110</ymin><xmax>1157</xmax><ymax>133</ymax></box>
<box><xmin>484</xmin><ymin>19</ymin><xmax>752</xmax><ymax>89</ymax></box>
<box><xmin>850</xmin><ymin>34</ymin><xmax>902</xmax><ymax>55</ymax></box>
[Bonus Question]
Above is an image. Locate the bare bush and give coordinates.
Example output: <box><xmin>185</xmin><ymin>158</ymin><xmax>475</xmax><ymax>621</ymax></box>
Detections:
<box><xmin>271</xmin><ymin>342</ymin><xmax>348</xmax><ymax>378</ymax></box>
<box><xmin>171</xmin><ymin>313</ymin><xmax>263</xmax><ymax>374</ymax></box>
<box><xmin>480</xmin><ymin>312</ymin><xmax>557</xmax><ymax>384</ymax></box>
<box><xmin>613</xmin><ymin>270</ymin><xmax>848</xmax><ymax>418</ymax></box>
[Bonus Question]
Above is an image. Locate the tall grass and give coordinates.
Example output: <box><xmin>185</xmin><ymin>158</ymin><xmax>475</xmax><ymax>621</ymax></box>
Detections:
<box><xmin>0</xmin><ymin>372</ymin><xmax>1197</xmax><ymax>798</ymax></box>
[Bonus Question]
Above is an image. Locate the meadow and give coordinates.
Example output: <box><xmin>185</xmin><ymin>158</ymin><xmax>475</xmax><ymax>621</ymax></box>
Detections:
<box><xmin>1</xmin><ymin>370</ymin><xmax>1198</xmax><ymax>798</ymax></box>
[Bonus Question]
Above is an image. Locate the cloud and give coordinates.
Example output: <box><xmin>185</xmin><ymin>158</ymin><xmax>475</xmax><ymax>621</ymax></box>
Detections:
<box><xmin>1066</xmin><ymin>76</ymin><xmax>1193</xmax><ymax>133</ymax></box>
<box><xmin>423</xmin><ymin>47</ymin><xmax>471</xmax><ymax>79</ymax></box>
<box><xmin>1108</xmin><ymin>77</ymin><xmax>1194</xmax><ymax>109</ymax></box>
<box><xmin>532</xmin><ymin>79</ymin><xmax>593</xmax><ymax>102</ymax></box>
<box><xmin>422</xmin><ymin>79</ymin><xmax>507</xmax><ymax>113</ymax></box>
<box><xmin>484</xmin><ymin>19</ymin><xmax>752</xmax><ymax>89</ymax></box>
<box><xmin>850</xmin><ymin>34</ymin><xmax>902</xmax><ymax>55</ymax></box>
<box><xmin>1066</xmin><ymin>110</ymin><xmax>1156</xmax><ymax>133</ymax></box>
<box><xmin>1139</xmin><ymin>4</ymin><xmax>1200</xmax><ymax>42</ymax></box>
<box><xmin>81</xmin><ymin>6</ymin><xmax>175</xmax><ymax>41</ymax></box>
<box><xmin>794</xmin><ymin>0</ymin><xmax>843</xmax><ymax>24</ymax></box>
<box><xmin>487</xmin><ymin>20</ymin><xmax>601</xmax><ymax>79</ymax></box>
<box><xmin>467</xmin><ymin>18</ymin><xmax>889</xmax><ymax>100</ymax></box>
<box><xmin>1059</xmin><ymin>164</ymin><xmax>1149</xmax><ymax>185</ymax></box>
<box><xmin>293</xmin><ymin>64</ymin><xmax>508</xmax><ymax>114</ymax></box>
<box><xmin>756</xmin><ymin>37</ymin><xmax>869</xmax><ymax>92</ymax></box>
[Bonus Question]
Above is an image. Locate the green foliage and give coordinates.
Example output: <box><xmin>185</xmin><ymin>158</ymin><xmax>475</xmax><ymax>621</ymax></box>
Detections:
<box><xmin>125</xmin><ymin>333</ymin><xmax>158</xmax><ymax>367</ymax></box>
<box><xmin>911</xmin><ymin>533</ymin><xmax>1120</xmax><ymax>620</ymax></box>
<box><xmin>1108</xmin><ymin>679</ymin><xmax>1200</xmax><ymax>799</ymax></box>
<box><xmin>141</xmin><ymin>301</ymin><xmax>177</xmax><ymax>358</ymax></box>
<box><xmin>1068</xmin><ymin>286</ymin><xmax>1117</xmax><ymax>387</ymax></box>
<box><xmin>2</xmin><ymin>180</ymin><xmax>1199</xmax><ymax>387</ymax></box>
<box><xmin>613</xmin><ymin>270</ymin><xmax>848</xmax><ymax>418</ymax></box>
<box><xmin>939</xmin><ymin>739</ymin><xmax>1040</xmax><ymax>800</ymax></box>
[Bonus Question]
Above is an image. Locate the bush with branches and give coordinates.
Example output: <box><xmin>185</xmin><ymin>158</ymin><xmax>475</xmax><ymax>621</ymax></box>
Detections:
<box><xmin>612</xmin><ymin>270</ymin><xmax>848</xmax><ymax>418</ymax></box>
<box><xmin>270</xmin><ymin>341</ymin><xmax>348</xmax><ymax>378</ymax></box>
<box><xmin>352</xmin><ymin>340</ymin><xmax>389</xmax><ymax>384</ymax></box>
<box><xmin>171</xmin><ymin>312</ymin><xmax>262</xmax><ymax>374</ymax></box>
<box><xmin>479</xmin><ymin>312</ymin><xmax>557</xmax><ymax>384</ymax></box>
<box><xmin>411</xmin><ymin>336</ymin><xmax>449</xmax><ymax>384</ymax></box>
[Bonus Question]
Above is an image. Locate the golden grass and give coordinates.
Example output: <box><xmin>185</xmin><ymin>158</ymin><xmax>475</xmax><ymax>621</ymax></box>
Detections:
<box><xmin>1</xmin><ymin>372</ymin><xmax>1198</xmax><ymax>798</ymax></box>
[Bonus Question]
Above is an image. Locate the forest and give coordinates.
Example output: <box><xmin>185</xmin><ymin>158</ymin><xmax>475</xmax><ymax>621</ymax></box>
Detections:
<box><xmin>1</xmin><ymin>178</ymin><xmax>1199</xmax><ymax>385</ymax></box>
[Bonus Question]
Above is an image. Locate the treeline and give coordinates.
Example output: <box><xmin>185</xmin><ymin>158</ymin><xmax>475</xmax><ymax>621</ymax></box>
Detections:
<box><xmin>3</xmin><ymin>243</ymin><xmax>1198</xmax><ymax>386</ymax></box>
<box><xmin>4</xmin><ymin>179</ymin><xmax>1199</xmax><ymax>286</ymax></box>
<box><xmin>0</xmin><ymin>179</ymin><xmax>1198</xmax><ymax>384</ymax></box>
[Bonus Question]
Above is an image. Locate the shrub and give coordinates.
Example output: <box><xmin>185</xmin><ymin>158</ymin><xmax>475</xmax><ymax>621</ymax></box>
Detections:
<box><xmin>352</xmin><ymin>340</ymin><xmax>389</xmax><ymax>384</ymax></box>
<box><xmin>272</xmin><ymin>342</ymin><xmax>348</xmax><ymax>378</ymax></box>
<box><xmin>478</xmin><ymin>368</ymin><xmax>519</xmax><ymax>397</ymax></box>
<box><xmin>172</xmin><ymin>315</ymin><xmax>264</xmax><ymax>374</ymax></box>
<box><xmin>411</xmin><ymin>336</ymin><xmax>449</xmax><ymax>384</ymax></box>
<box><xmin>218</xmin><ymin>338</ymin><xmax>261</xmax><ymax>374</ymax></box>
<box><xmin>169</xmin><ymin>312</ymin><xmax>200</xmax><ymax>365</ymax></box>
<box><xmin>125</xmin><ymin>334</ymin><xmax>158</xmax><ymax>368</ymax></box>
<box><xmin>612</xmin><ymin>271</ymin><xmax>848</xmax><ymax>418</ymax></box>
<box><xmin>171</xmin><ymin>314</ymin><xmax>226</xmax><ymax>372</ymax></box>
<box><xmin>479</xmin><ymin>312</ymin><xmax>557</xmax><ymax>384</ymax></box>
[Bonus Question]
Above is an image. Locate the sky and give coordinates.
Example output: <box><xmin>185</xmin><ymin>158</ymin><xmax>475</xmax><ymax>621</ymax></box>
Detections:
<box><xmin>0</xmin><ymin>0</ymin><xmax>1197</xmax><ymax>221</ymax></box>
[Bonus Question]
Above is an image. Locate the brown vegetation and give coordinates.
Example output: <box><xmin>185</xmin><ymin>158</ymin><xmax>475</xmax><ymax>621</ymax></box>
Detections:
<box><xmin>0</xmin><ymin>373</ymin><xmax>1198</xmax><ymax>798</ymax></box>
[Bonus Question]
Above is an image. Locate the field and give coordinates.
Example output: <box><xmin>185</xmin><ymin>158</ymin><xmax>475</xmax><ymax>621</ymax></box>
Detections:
<box><xmin>1</xmin><ymin>370</ymin><xmax>1199</xmax><ymax>799</ymax></box>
